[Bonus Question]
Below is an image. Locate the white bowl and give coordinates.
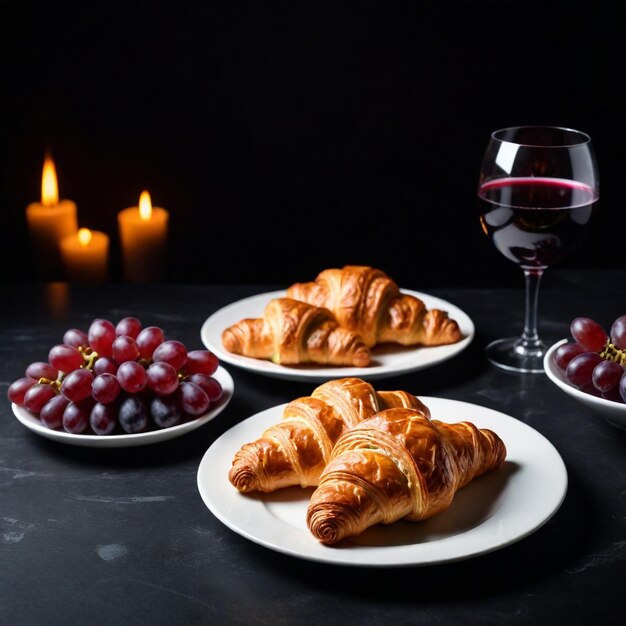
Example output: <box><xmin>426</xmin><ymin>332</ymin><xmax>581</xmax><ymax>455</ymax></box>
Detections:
<box><xmin>544</xmin><ymin>339</ymin><xmax>626</xmax><ymax>430</ymax></box>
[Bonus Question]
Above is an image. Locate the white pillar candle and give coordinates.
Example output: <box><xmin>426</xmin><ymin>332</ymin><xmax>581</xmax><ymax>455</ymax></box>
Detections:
<box><xmin>26</xmin><ymin>155</ymin><xmax>78</xmax><ymax>279</ymax></box>
<box><xmin>118</xmin><ymin>190</ymin><xmax>169</xmax><ymax>282</ymax></box>
<box><xmin>60</xmin><ymin>228</ymin><xmax>109</xmax><ymax>283</ymax></box>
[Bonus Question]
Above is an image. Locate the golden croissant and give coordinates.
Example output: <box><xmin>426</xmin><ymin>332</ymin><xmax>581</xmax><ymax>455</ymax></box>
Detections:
<box><xmin>222</xmin><ymin>297</ymin><xmax>371</xmax><ymax>367</ymax></box>
<box><xmin>307</xmin><ymin>406</ymin><xmax>507</xmax><ymax>545</ymax></box>
<box><xmin>286</xmin><ymin>265</ymin><xmax>462</xmax><ymax>348</ymax></box>
<box><xmin>228</xmin><ymin>378</ymin><xmax>428</xmax><ymax>493</ymax></box>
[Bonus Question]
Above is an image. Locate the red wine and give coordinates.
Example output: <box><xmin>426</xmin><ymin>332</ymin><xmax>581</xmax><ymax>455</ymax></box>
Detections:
<box><xmin>478</xmin><ymin>177</ymin><xmax>598</xmax><ymax>268</ymax></box>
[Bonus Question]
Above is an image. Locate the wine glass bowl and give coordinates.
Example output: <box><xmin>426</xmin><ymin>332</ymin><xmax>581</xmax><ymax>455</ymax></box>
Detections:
<box><xmin>478</xmin><ymin>126</ymin><xmax>599</xmax><ymax>373</ymax></box>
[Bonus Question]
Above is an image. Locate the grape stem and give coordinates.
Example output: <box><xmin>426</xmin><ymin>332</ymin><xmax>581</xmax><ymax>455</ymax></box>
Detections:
<box><xmin>38</xmin><ymin>377</ymin><xmax>61</xmax><ymax>391</ymax></box>
<box><xmin>600</xmin><ymin>342</ymin><xmax>626</xmax><ymax>365</ymax></box>
<box><xmin>78</xmin><ymin>346</ymin><xmax>99</xmax><ymax>370</ymax></box>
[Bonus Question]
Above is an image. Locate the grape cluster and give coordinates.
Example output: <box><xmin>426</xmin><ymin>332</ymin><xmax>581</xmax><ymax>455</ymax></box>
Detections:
<box><xmin>553</xmin><ymin>315</ymin><xmax>626</xmax><ymax>403</ymax></box>
<box><xmin>7</xmin><ymin>317</ymin><xmax>223</xmax><ymax>435</ymax></box>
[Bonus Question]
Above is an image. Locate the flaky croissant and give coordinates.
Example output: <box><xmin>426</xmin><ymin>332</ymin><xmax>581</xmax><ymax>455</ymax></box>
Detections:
<box><xmin>286</xmin><ymin>265</ymin><xmax>462</xmax><ymax>348</ymax></box>
<box><xmin>222</xmin><ymin>297</ymin><xmax>371</xmax><ymax>367</ymax></box>
<box><xmin>307</xmin><ymin>407</ymin><xmax>507</xmax><ymax>545</ymax></box>
<box><xmin>228</xmin><ymin>378</ymin><xmax>428</xmax><ymax>493</ymax></box>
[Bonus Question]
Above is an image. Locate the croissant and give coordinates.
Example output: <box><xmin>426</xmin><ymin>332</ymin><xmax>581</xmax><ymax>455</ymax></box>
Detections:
<box><xmin>222</xmin><ymin>297</ymin><xmax>371</xmax><ymax>367</ymax></box>
<box><xmin>228</xmin><ymin>378</ymin><xmax>428</xmax><ymax>493</ymax></box>
<box><xmin>307</xmin><ymin>406</ymin><xmax>507</xmax><ymax>545</ymax></box>
<box><xmin>286</xmin><ymin>265</ymin><xmax>462</xmax><ymax>348</ymax></box>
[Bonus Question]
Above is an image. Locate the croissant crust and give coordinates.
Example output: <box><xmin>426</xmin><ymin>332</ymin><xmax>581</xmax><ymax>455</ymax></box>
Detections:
<box><xmin>287</xmin><ymin>265</ymin><xmax>463</xmax><ymax>348</ymax></box>
<box><xmin>222</xmin><ymin>297</ymin><xmax>371</xmax><ymax>367</ymax></box>
<box><xmin>228</xmin><ymin>378</ymin><xmax>428</xmax><ymax>493</ymax></box>
<box><xmin>306</xmin><ymin>407</ymin><xmax>506</xmax><ymax>545</ymax></box>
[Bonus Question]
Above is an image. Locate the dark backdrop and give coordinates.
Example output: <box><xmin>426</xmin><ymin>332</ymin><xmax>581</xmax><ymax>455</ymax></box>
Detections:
<box><xmin>1</xmin><ymin>0</ymin><xmax>623</xmax><ymax>288</ymax></box>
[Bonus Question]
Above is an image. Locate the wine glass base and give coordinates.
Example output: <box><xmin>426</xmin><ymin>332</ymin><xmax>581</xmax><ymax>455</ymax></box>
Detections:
<box><xmin>485</xmin><ymin>337</ymin><xmax>548</xmax><ymax>374</ymax></box>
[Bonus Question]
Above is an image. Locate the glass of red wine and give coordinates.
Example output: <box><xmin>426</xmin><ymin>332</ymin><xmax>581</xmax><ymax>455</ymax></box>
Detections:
<box><xmin>478</xmin><ymin>126</ymin><xmax>599</xmax><ymax>373</ymax></box>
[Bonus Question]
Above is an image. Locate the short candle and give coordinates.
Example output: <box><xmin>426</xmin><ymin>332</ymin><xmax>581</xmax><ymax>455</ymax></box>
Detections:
<box><xmin>118</xmin><ymin>190</ymin><xmax>169</xmax><ymax>282</ymax></box>
<box><xmin>26</xmin><ymin>155</ymin><xmax>78</xmax><ymax>279</ymax></box>
<box><xmin>60</xmin><ymin>227</ymin><xmax>109</xmax><ymax>283</ymax></box>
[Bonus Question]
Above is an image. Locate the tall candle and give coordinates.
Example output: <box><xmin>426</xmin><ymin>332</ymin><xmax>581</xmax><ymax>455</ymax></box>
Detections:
<box><xmin>26</xmin><ymin>155</ymin><xmax>78</xmax><ymax>279</ymax></box>
<box><xmin>118</xmin><ymin>190</ymin><xmax>169</xmax><ymax>282</ymax></box>
<box><xmin>60</xmin><ymin>228</ymin><xmax>109</xmax><ymax>283</ymax></box>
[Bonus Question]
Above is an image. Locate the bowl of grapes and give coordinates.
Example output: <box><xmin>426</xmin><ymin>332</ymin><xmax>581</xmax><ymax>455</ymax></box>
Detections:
<box><xmin>544</xmin><ymin>314</ymin><xmax>626</xmax><ymax>429</ymax></box>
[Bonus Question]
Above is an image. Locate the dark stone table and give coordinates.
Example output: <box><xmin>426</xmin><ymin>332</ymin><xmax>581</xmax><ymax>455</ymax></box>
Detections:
<box><xmin>1</xmin><ymin>271</ymin><xmax>625</xmax><ymax>625</ymax></box>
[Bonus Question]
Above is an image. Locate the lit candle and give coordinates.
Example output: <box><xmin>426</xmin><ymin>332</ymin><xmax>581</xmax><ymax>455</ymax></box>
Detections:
<box><xmin>26</xmin><ymin>154</ymin><xmax>78</xmax><ymax>279</ymax></box>
<box><xmin>118</xmin><ymin>190</ymin><xmax>169</xmax><ymax>282</ymax></box>
<box><xmin>60</xmin><ymin>227</ymin><xmax>109</xmax><ymax>283</ymax></box>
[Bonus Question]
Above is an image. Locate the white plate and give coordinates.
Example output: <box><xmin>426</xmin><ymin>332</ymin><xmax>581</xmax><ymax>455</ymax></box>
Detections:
<box><xmin>200</xmin><ymin>290</ymin><xmax>474</xmax><ymax>381</ymax></box>
<box><xmin>544</xmin><ymin>339</ymin><xmax>626</xmax><ymax>430</ymax></box>
<box><xmin>12</xmin><ymin>366</ymin><xmax>234</xmax><ymax>448</ymax></box>
<box><xmin>197</xmin><ymin>397</ymin><xmax>567</xmax><ymax>567</ymax></box>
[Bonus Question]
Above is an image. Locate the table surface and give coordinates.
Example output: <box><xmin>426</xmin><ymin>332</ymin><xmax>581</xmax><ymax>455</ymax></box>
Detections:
<box><xmin>1</xmin><ymin>271</ymin><xmax>625</xmax><ymax>626</ymax></box>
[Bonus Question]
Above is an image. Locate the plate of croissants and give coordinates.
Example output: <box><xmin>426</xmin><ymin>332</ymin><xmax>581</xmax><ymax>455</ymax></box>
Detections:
<box><xmin>200</xmin><ymin>265</ymin><xmax>474</xmax><ymax>381</ymax></box>
<box><xmin>197</xmin><ymin>378</ymin><xmax>567</xmax><ymax>567</ymax></box>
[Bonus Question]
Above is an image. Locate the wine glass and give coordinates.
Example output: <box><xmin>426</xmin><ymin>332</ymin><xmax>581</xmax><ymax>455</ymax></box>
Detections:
<box><xmin>478</xmin><ymin>125</ymin><xmax>599</xmax><ymax>373</ymax></box>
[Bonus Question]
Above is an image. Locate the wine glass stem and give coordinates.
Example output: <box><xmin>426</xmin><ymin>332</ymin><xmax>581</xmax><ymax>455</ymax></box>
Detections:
<box><xmin>521</xmin><ymin>268</ymin><xmax>543</xmax><ymax>348</ymax></box>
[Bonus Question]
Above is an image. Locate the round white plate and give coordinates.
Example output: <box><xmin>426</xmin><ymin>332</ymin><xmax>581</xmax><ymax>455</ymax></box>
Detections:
<box><xmin>197</xmin><ymin>397</ymin><xmax>567</xmax><ymax>567</ymax></box>
<box><xmin>200</xmin><ymin>290</ymin><xmax>474</xmax><ymax>381</ymax></box>
<box><xmin>544</xmin><ymin>339</ymin><xmax>626</xmax><ymax>430</ymax></box>
<box><xmin>12</xmin><ymin>366</ymin><xmax>234</xmax><ymax>448</ymax></box>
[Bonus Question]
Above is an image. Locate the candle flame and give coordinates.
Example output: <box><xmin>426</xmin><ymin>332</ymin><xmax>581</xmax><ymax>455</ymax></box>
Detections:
<box><xmin>78</xmin><ymin>228</ymin><xmax>92</xmax><ymax>246</ymax></box>
<box><xmin>41</xmin><ymin>155</ymin><xmax>59</xmax><ymax>206</ymax></box>
<box><xmin>139</xmin><ymin>190</ymin><xmax>152</xmax><ymax>220</ymax></box>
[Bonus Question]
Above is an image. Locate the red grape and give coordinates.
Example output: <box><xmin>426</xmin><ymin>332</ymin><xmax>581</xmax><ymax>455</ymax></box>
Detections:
<box><xmin>115</xmin><ymin>317</ymin><xmax>142</xmax><ymax>339</ymax></box>
<box><xmin>179</xmin><ymin>381</ymin><xmax>209</xmax><ymax>416</ymax></box>
<box><xmin>112</xmin><ymin>335</ymin><xmax>140</xmax><ymax>363</ymax></box>
<box><xmin>185</xmin><ymin>350</ymin><xmax>219</xmax><ymax>376</ymax></box>
<box><xmin>553</xmin><ymin>342</ymin><xmax>585</xmax><ymax>373</ymax></box>
<box><xmin>92</xmin><ymin>373</ymin><xmax>121</xmax><ymax>404</ymax></box>
<box><xmin>25</xmin><ymin>362</ymin><xmax>59</xmax><ymax>381</ymax></box>
<box><xmin>63</xmin><ymin>328</ymin><xmax>89</xmax><ymax>349</ymax></box>
<box><xmin>88</xmin><ymin>319</ymin><xmax>116</xmax><ymax>357</ymax></box>
<box><xmin>117</xmin><ymin>361</ymin><xmax>148</xmax><ymax>393</ymax></box>
<box><xmin>580</xmin><ymin>383</ymin><xmax>602</xmax><ymax>397</ymax></box>
<box><xmin>93</xmin><ymin>357</ymin><xmax>118</xmax><ymax>376</ymax></box>
<box><xmin>90</xmin><ymin>403</ymin><xmax>118</xmax><ymax>435</ymax></box>
<box><xmin>61</xmin><ymin>368</ymin><xmax>94</xmax><ymax>402</ymax></box>
<box><xmin>152</xmin><ymin>340</ymin><xmax>187</xmax><ymax>371</ymax></box>
<box><xmin>150</xmin><ymin>395</ymin><xmax>182</xmax><ymax>429</ymax></box>
<box><xmin>49</xmin><ymin>344</ymin><xmax>84</xmax><ymax>373</ymax></box>
<box><xmin>610</xmin><ymin>315</ymin><xmax>626</xmax><ymax>350</ymax></box>
<box><xmin>24</xmin><ymin>384</ymin><xmax>57</xmax><ymax>414</ymax></box>
<box><xmin>602</xmin><ymin>387</ymin><xmax>623</xmax><ymax>403</ymax></box>
<box><xmin>188</xmin><ymin>374</ymin><xmax>223</xmax><ymax>403</ymax></box>
<box><xmin>592</xmin><ymin>360</ymin><xmax>624</xmax><ymax>393</ymax></box>
<box><xmin>204</xmin><ymin>378</ymin><xmax>223</xmax><ymax>404</ymax></box>
<box><xmin>566</xmin><ymin>352</ymin><xmax>604</xmax><ymax>388</ymax></box>
<box><xmin>118</xmin><ymin>396</ymin><xmax>149</xmax><ymax>433</ymax></box>
<box><xmin>7</xmin><ymin>377</ymin><xmax>36</xmax><ymax>405</ymax></box>
<box><xmin>62</xmin><ymin>402</ymin><xmax>90</xmax><ymax>433</ymax></box>
<box><xmin>136</xmin><ymin>326</ymin><xmax>165</xmax><ymax>360</ymax></box>
<box><xmin>570</xmin><ymin>317</ymin><xmax>608</xmax><ymax>352</ymax></box>
<box><xmin>146</xmin><ymin>362</ymin><xmax>179</xmax><ymax>395</ymax></box>
<box><xmin>40</xmin><ymin>395</ymin><xmax>69</xmax><ymax>429</ymax></box>
<box><xmin>619</xmin><ymin>374</ymin><xmax>626</xmax><ymax>403</ymax></box>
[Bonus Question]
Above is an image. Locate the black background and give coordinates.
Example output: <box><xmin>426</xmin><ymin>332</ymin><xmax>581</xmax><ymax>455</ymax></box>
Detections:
<box><xmin>1</xmin><ymin>0</ymin><xmax>623</xmax><ymax>287</ymax></box>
